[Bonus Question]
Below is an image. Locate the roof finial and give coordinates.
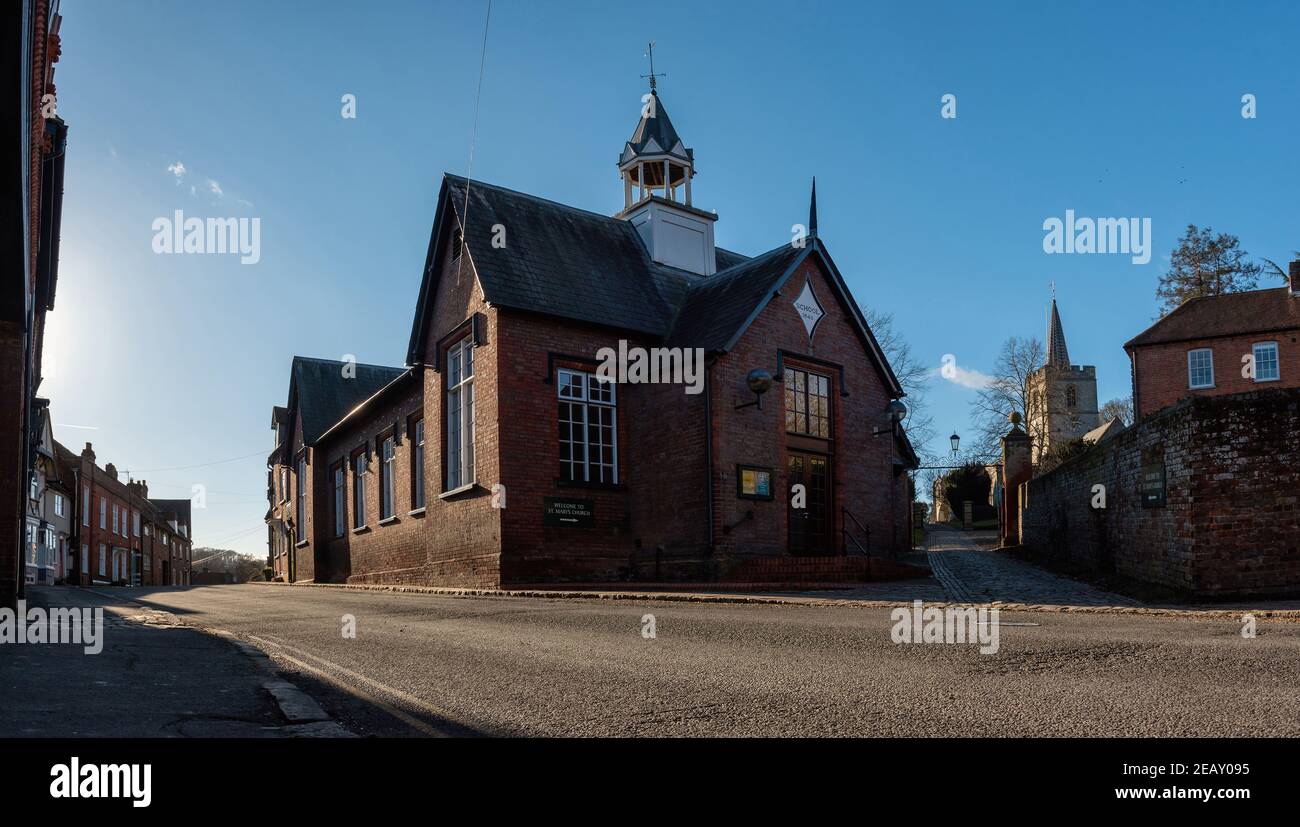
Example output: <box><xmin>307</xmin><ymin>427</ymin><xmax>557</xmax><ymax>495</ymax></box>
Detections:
<box><xmin>641</xmin><ymin>41</ymin><xmax>665</xmax><ymax>94</ymax></box>
<box><xmin>809</xmin><ymin>177</ymin><xmax>818</xmax><ymax>238</ymax></box>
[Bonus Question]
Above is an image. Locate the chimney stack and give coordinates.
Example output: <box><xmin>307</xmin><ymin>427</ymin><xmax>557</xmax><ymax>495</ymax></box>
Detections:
<box><xmin>81</xmin><ymin>442</ymin><xmax>95</xmax><ymax>462</ymax></box>
<box><xmin>105</xmin><ymin>463</ymin><xmax>117</xmax><ymax>481</ymax></box>
<box><xmin>1289</xmin><ymin>260</ymin><xmax>1299</xmax><ymax>297</ymax></box>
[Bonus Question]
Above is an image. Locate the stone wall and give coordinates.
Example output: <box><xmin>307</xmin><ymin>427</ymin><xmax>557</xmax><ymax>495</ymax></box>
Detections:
<box><xmin>1020</xmin><ymin>387</ymin><xmax>1300</xmax><ymax>599</ymax></box>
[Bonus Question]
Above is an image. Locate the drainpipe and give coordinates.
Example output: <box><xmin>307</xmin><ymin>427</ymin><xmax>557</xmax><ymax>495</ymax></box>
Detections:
<box><xmin>704</xmin><ymin>358</ymin><xmax>715</xmax><ymax>556</ymax></box>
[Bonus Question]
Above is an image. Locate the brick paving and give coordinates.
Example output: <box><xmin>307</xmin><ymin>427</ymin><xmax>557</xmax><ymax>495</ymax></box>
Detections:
<box><xmin>924</xmin><ymin>527</ymin><xmax>1142</xmax><ymax>607</ymax></box>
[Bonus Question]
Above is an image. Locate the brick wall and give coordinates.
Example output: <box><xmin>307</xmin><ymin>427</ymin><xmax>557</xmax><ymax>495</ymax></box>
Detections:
<box><xmin>711</xmin><ymin>257</ymin><xmax>909</xmax><ymax>573</ymax></box>
<box><xmin>1130</xmin><ymin>328</ymin><xmax>1300</xmax><ymax>419</ymax></box>
<box><xmin>1021</xmin><ymin>387</ymin><xmax>1300</xmax><ymax>599</ymax></box>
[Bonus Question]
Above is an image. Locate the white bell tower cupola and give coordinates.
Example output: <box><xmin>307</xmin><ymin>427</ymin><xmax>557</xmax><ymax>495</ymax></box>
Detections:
<box><xmin>614</xmin><ymin>58</ymin><xmax>717</xmax><ymax>276</ymax></box>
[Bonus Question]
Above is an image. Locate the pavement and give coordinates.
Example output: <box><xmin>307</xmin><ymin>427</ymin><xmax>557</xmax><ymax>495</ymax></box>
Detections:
<box><xmin>0</xmin><ymin>587</ymin><xmax>349</xmax><ymax>737</ymax></box>
<box><xmin>59</xmin><ymin>580</ymin><xmax>1300</xmax><ymax>737</ymax></box>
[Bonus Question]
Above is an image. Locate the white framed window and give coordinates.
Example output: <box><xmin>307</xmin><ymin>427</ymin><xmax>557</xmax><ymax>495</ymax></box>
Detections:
<box><xmin>446</xmin><ymin>338</ymin><xmax>475</xmax><ymax>490</ymax></box>
<box><xmin>134</xmin><ymin>511</ymin><xmax>141</xmax><ymax>536</ymax></box>
<box><xmin>280</xmin><ymin>468</ymin><xmax>288</xmax><ymax>503</ymax></box>
<box><xmin>1188</xmin><ymin>348</ymin><xmax>1214</xmax><ymax>389</ymax></box>
<box><xmin>29</xmin><ymin>475</ymin><xmax>38</xmax><ymax>501</ymax></box>
<box><xmin>111</xmin><ymin>504</ymin><xmax>119</xmax><ymax>535</ymax></box>
<box><xmin>296</xmin><ymin>456</ymin><xmax>307</xmax><ymax>541</ymax></box>
<box><xmin>412</xmin><ymin>418</ymin><xmax>425</xmax><ymax>509</ymax></box>
<box><xmin>353</xmin><ymin>452</ymin><xmax>366</xmax><ymax>529</ymax></box>
<box><xmin>99</xmin><ymin>497</ymin><xmax>106</xmax><ymax>529</ymax></box>
<box><xmin>1253</xmin><ymin>341</ymin><xmax>1280</xmax><ymax>382</ymax></box>
<box><xmin>81</xmin><ymin>544</ymin><xmax>88</xmax><ymax>574</ymax></box>
<box><xmin>54</xmin><ymin>494</ymin><xmax>64</xmax><ymax>517</ymax></box>
<box><xmin>380</xmin><ymin>436</ymin><xmax>395</xmax><ymax>519</ymax></box>
<box><xmin>332</xmin><ymin>463</ymin><xmax>346</xmax><ymax>537</ymax></box>
<box><xmin>557</xmin><ymin>368</ymin><xmax>618</xmax><ymax>484</ymax></box>
<box><xmin>82</xmin><ymin>485</ymin><xmax>90</xmax><ymax>526</ymax></box>
<box><xmin>98</xmin><ymin>543</ymin><xmax>107</xmax><ymax>577</ymax></box>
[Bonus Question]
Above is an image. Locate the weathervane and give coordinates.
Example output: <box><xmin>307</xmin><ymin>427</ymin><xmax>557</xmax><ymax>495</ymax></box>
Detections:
<box><xmin>1050</xmin><ymin>280</ymin><xmax>1056</xmax><ymax>300</ymax></box>
<box><xmin>641</xmin><ymin>41</ymin><xmax>666</xmax><ymax>93</ymax></box>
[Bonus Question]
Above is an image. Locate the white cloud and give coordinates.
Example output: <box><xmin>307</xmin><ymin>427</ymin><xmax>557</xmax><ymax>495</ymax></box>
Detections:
<box><xmin>167</xmin><ymin>161</ymin><xmax>186</xmax><ymax>178</ymax></box>
<box><xmin>207</xmin><ymin>179</ymin><xmax>223</xmax><ymax>196</ymax></box>
<box><xmin>933</xmin><ymin>358</ymin><xmax>995</xmax><ymax>390</ymax></box>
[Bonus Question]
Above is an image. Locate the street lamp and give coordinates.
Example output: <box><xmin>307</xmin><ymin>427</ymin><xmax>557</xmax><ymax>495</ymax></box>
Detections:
<box><xmin>949</xmin><ymin>431</ymin><xmax>960</xmax><ymax>459</ymax></box>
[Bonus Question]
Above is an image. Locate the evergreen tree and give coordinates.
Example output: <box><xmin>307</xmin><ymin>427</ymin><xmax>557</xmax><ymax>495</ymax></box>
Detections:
<box><xmin>1156</xmin><ymin>225</ymin><xmax>1263</xmax><ymax>314</ymax></box>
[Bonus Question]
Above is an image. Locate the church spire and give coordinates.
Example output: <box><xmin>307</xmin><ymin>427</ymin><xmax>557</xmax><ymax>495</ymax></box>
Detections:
<box><xmin>809</xmin><ymin>177</ymin><xmax>818</xmax><ymax>238</ymax></box>
<box><xmin>1046</xmin><ymin>296</ymin><xmax>1071</xmax><ymax>368</ymax></box>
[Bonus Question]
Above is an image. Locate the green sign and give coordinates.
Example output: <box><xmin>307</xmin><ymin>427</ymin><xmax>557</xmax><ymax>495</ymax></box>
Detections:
<box><xmin>1139</xmin><ymin>462</ymin><xmax>1166</xmax><ymax>508</ymax></box>
<box><xmin>544</xmin><ymin>497</ymin><xmax>595</xmax><ymax>527</ymax></box>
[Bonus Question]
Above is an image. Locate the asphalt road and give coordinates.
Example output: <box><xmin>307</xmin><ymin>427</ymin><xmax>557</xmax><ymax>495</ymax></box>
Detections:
<box><xmin>109</xmin><ymin>584</ymin><xmax>1300</xmax><ymax>737</ymax></box>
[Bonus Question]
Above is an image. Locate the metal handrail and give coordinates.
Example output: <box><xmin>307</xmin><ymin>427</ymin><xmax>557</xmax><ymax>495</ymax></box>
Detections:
<box><xmin>841</xmin><ymin>507</ymin><xmax>871</xmax><ymax>579</ymax></box>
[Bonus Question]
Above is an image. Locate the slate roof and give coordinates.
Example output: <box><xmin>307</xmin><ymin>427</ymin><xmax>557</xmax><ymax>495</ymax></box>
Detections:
<box><xmin>1124</xmin><ymin>287</ymin><xmax>1300</xmax><ymax>349</ymax></box>
<box><xmin>444</xmin><ymin>175</ymin><xmax>692</xmax><ymax>337</ymax></box>
<box><xmin>407</xmin><ymin>175</ymin><xmax>903</xmax><ymax>398</ymax></box>
<box><xmin>149</xmin><ymin>498</ymin><xmax>192</xmax><ymax>527</ymax></box>
<box><xmin>289</xmin><ymin>357</ymin><xmax>406</xmax><ymax>446</ymax></box>
<box><xmin>666</xmin><ymin>243</ymin><xmax>807</xmax><ymax>351</ymax></box>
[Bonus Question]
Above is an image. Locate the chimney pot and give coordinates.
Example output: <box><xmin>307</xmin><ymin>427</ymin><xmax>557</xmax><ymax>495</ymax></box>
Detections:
<box><xmin>1289</xmin><ymin>260</ymin><xmax>1299</xmax><ymax>296</ymax></box>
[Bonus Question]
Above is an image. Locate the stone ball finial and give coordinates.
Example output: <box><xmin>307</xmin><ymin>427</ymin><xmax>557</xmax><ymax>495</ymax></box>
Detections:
<box><xmin>1008</xmin><ymin>411</ymin><xmax>1022</xmax><ymax>425</ymax></box>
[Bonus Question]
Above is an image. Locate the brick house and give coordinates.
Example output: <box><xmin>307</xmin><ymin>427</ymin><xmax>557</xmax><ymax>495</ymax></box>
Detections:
<box><xmin>55</xmin><ymin>441</ymin><xmax>193</xmax><ymax>586</ymax></box>
<box><xmin>266</xmin><ymin>360</ymin><xmax>404</xmax><ymax>582</ymax></box>
<box><xmin>268</xmin><ymin>89</ymin><xmax>917</xmax><ymax>588</ymax></box>
<box><xmin>1125</xmin><ymin>261</ymin><xmax>1300</xmax><ymax>420</ymax></box>
<box><xmin>1</xmin><ymin>0</ymin><xmax>67</xmax><ymax>609</ymax></box>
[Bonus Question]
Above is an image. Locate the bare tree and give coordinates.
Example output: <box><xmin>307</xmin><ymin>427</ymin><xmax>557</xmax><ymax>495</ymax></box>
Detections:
<box><xmin>1156</xmin><ymin>225</ymin><xmax>1265</xmax><ymax>315</ymax></box>
<box><xmin>1099</xmin><ymin>396</ymin><xmax>1133</xmax><ymax>427</ymax></box>
<box><xmin>967</xmin><ymin>336</ymin><xmax>1045</xmax><ymax>462</ymax></box>
<box><xmin>864</xmin><ymin>307</ymin><xmax>935</xmax><ymax>464</ymax></box>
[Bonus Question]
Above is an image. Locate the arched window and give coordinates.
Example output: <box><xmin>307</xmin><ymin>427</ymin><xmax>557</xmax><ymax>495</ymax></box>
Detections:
<box><xmin>1065</xmin><ymin>384</ymin><xmax>1077</xmax><ymax>408</ymax></box>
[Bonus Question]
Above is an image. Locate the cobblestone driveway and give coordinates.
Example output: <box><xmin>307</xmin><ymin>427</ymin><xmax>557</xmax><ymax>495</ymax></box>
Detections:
<box><xmin>925</xmin><ymin>527</ymin><xmax>1141</xmax><ymax>606</ymax></box>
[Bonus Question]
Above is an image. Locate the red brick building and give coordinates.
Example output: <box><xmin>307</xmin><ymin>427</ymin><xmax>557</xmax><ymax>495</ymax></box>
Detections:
<box><xmin>269</xmin><ymin>90</ymin><xmax>917</xmax><ymax>588</ymax></box>
<box><xmin>1</xmin><ymin>0</ymin><xmax>67</xmax><ymax>609</ymax></box>
<box><xmin>1125</xmin><ymin>262</ymin><xmax>1300</xmax><ymax>420</ymax></box>
<box><xmin>56</xmin><ymin>441</ymin><xmax>193</xmax><ymax>586</ymax></box>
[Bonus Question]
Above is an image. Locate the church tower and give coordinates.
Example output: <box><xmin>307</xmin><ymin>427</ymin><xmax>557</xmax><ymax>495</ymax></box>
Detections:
<box><xmin>1025</xmin><ymin>296</ymin><xmax>1100</xmax><ymax>465</ymax></box>
<box><xmin>614</xmin><ymin>75</ymin><xmax>718</xmax><ymax>275</ymax></box>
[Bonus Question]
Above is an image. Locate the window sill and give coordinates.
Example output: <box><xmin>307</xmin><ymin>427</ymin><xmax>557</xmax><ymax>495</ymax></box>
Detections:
<box><xmin>1189</xmin><ymin>384</ymin><xmax>1215</xmax><ymax>391</ymax></box>
<box><xmin>554</xmin><ymin>479</ymin><xmax>624</xmax><ymax>492</ymax></box>
<box><xmin>1253</xmin><ymin>377</ymin><xmax>1280</xmax><ymax>383</ymax></box>
<box><xmin>408</xmin><ymin>507</ymin><xmax>427</xmax><ymax>517</ymax></box>
<box><xmin>439</xmin><ymin>482</ymin><xmax>481</xmax><ymax>500</ymax></box>
<box><xmin>295</xmin><ymin>540</ymin><xmax>309</xmax><ymax>548</ymax></box>
<box><xmin>351</xmin><ymin>526</ymin><xmax>369</xmax><ymax>535</ymax></box>
<box><xmin>378</xmin><ymin>516</ymin><xmax>398</xmax><ymax>526</ymax></box>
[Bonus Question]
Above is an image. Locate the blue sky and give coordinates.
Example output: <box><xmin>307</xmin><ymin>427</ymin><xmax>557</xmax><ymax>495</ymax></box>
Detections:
<box><xmin>45</xmin><ymin>0</ymin><xmax>1300</xmax><ymax>556</ymax></box>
